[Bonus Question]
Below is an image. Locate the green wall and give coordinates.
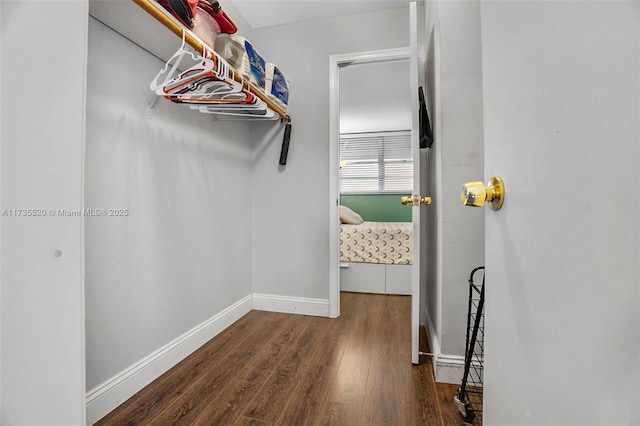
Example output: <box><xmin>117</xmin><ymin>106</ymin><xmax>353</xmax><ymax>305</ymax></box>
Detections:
<box><xmin>340</xmin><ymin>194</ymin><xmax>411</xmax><ymax>222</ymax></box>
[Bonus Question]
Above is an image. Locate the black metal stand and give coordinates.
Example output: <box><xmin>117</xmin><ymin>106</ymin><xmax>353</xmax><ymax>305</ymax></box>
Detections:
<box><xmin>455</xmin><ymin>266</ymin><xmax>485</xmax><ymax>425</ymax></box>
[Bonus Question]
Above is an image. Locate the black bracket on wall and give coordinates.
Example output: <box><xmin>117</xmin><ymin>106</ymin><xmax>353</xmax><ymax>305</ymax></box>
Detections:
<box><xmin>279</xmin><ymin>115</ymin><xmax>292</xmax><ymax>165</ymax></box>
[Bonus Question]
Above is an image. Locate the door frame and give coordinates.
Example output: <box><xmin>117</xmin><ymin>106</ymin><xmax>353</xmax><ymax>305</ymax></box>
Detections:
<box><xmin>328</xmin><ymin>47</ymin><xmax>411</xmax><ymax>319</ymax></box>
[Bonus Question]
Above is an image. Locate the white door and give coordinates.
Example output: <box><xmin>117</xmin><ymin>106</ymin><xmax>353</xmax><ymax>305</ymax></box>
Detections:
<box><xmin>479</xmin><ymin>2</ymin><xmax>640</xmax><ymax>424</ymax></box>
<box><xmin>1</xmin><ymin>1</ymin><xmax>87</xmax><ymax>424</ymax></box>
<box><xmin>409</xmin><ymin>1</ymin><xmax>427</xmax><ymax>365</ymax></box>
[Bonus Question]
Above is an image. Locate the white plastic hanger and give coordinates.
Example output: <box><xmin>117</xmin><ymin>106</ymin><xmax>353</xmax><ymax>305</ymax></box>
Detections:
<box><xmin>149</xmin><ymin>31</ymin><xmax>277</xmax><ymax>120</ymax></box>
<box><xmin>150</xmin><ymin>31</ymin><xmax>202</xmax><ymax>93</ymax></box>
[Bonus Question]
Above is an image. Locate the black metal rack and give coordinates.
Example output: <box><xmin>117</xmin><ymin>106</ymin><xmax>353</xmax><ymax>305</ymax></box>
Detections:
<box><xmin>455</xmin><ymin>266</ymin><xmax>485</xmax><ymax>425</ymax></box>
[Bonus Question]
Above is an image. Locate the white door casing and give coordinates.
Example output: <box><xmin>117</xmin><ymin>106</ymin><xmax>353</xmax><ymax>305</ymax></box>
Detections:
<box><xmin>329</xmin><ymin>3</ymin><xmax>426</xmax><ymax>366</ymax></box>
<box><xmin>329</xmin><ymin>47</ymin><xmax>412</xmax><ymax>319</ymax></box>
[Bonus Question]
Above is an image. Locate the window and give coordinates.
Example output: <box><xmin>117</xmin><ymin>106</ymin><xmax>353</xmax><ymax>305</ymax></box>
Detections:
<box><xmin>339</xmin><ymin>130</ymin><xmax>413</xmax><ymax>194</ymax></box>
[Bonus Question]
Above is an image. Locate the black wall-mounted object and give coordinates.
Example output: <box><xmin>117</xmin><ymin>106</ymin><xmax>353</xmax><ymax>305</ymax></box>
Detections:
<box><xmin>419</xmin><ymin>86</ymin><xmax>433</xmax><ymax>149</ymax></box>
<box><xmin>279</xmin><ymin>116</ymin><xmax>292</xmax><ymax>165</ymax></box>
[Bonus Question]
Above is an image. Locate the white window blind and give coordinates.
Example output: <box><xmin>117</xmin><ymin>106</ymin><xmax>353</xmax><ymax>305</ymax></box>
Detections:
<box><xmin>339</xmin><ymin>130</ymin><xmax>413</xmax><ymax>194</ymax></box>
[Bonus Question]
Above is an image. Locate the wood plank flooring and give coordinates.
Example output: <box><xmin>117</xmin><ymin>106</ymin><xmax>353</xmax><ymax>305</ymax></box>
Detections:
<box><xmin>96</xmin><ymin>292</ymin><xmax>465</xmax><ymax>425</ymax></box>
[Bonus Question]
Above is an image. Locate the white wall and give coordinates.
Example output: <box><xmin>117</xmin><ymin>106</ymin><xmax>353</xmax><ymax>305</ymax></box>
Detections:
<box><xmin>1</xmin><ymin>1</ymin><xmax>87</xmax><ymax>424</ymax></box>
<box><xmin>245</xmin><ymin>3</ymin><xmax>482</xmax><ymax>378</ymax></box>
<box><xmin>481</xmin><ymin>1</ymin><xmax>640</xmax><ymax>423</ymax></box>
<box><xmin>339</xmin><ymin>60</ymin><xmax>411</xmax><ymax>134</ymax></box>
<box><xmin>437</xmin><ymin>0</ymin><xmax>485</xmax><ymax>361</ymax></box>
<box><xmin>249</xmin><ymin>8</ymin><xmax>411</xmax><ymax>300</ymax></box>
<box><xmin>424</xmin><ymin>0</ymin><xmax>442</xmax><ymax>365</ymax></box>
<box><xmin>84</xmin><ymin>18</ymin><xmax>253</xmax><ymax>390</ymax></box>
<box><xmin>423</xmin><ymin>0</ymin><xmax>485</xmax><ymax>382</ymax></box>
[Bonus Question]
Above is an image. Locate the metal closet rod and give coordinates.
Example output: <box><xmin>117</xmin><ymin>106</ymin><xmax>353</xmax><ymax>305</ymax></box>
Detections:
<box><xmin>132</xmin><ymin>0</ymin><xmax>288</xmax><ymax>121</ymax></box>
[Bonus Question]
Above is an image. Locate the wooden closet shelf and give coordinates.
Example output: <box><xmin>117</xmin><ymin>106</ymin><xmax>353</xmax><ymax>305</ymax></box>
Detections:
<box><xmin>132</xmin><ymin>0</ymin><xmax>288</xmax><ymax>120</ymax></box>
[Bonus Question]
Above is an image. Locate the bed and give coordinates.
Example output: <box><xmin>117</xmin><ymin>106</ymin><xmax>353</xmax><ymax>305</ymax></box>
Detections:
<box><xmin>340</xmin><ymin>221</ymin><xmax>413</xmax><ymax>265</ymax></box>
<box><xmin>339</xmin><ymin>221</ymin><xmax>413</xmax><ymax>295</ymax></box>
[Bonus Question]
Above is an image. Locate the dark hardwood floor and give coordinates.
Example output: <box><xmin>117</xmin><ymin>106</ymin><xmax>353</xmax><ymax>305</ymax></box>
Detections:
<box><xmin>96</xmin><ymin>292</ymin><xmax>465</xmax><ymax>425</ymax></box>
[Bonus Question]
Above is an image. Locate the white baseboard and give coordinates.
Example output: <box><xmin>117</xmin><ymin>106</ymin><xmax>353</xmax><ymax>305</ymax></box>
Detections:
<box><xmin>424</xmin><ymin>308</ymin><xmax>467</xmax><ymax>385</ymax></box>
<box><xmin>436</xmin><ymin>353</ymin><xmax>485</xmax><ymax>386</ymax></box>
<box><xmin>252</xmin><ymin>293</ymin><xmax>330</xmax><ymax>317</ymax></box>
<box><xmin>85</xmin><ymin>295</ymin><xmax>253</xmax><ymax>425</ymax></box>
<box><xmin>424</xmin><ymin>307</ymin><xmax>441</xmax><ymax>371</ymax></box>
<box><xmin>435</xmin><ymin>354</ymin><xmax>465</xmax><ymax>385</ymax></box>
<box><xmin>86</xmin><ymin>293</ymin><xmax>330</xmax><ymax>424</ymax></box>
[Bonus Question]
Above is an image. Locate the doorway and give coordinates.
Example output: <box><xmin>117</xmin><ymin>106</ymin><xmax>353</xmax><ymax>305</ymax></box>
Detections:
<box><xmin>329</xmin><ymin>48</ymin><xmax>412</xmax><ymax>318</ymax></box>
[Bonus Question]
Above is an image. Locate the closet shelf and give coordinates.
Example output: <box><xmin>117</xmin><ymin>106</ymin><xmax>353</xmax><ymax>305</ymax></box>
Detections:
<box><xmin>132</xmin><ymin>0</ymin><xmax>288</xmax><ymax>121</ymax></box>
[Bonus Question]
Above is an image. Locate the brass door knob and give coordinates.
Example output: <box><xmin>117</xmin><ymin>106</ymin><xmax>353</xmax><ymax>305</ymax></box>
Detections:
<box><xmin>401</xmin><ymin>195</ymin><xmax>432</xmax><ymax>206</ymax></box>
<box><xmin>460</xmin><ymin>177</ymin><xmax>505</xmax><ymax>210</ymax></box>
<box><xmin>420</xmin><ymin>196</ymin><xmax>432</xmax><ymax>205</ymax></box>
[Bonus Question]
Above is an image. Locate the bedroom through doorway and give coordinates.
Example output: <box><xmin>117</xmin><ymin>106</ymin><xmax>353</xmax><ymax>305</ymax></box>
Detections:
<box><xmin>335</xmin><ymin>54</ymin><xmax>414</xmax><ymax>304</ymax></box>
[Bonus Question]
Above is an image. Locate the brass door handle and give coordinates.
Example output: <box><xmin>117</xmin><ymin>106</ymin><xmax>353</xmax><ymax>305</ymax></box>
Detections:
<box><xmin>460</xmin><ymin>177</ymin><xmax>505</xmax><ymax>210</ymax></box>
<box><xmin>401</xmin><ymin>195</ymin><xmax>432</xmax><ymax>206</ymax></box>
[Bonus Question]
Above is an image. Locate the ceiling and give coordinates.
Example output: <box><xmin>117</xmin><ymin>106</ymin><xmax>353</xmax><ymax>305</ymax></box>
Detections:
<box><xmin>229</xmin><ymin>0</ymin><xmax>413</xmax><ymax>29</ymax></box>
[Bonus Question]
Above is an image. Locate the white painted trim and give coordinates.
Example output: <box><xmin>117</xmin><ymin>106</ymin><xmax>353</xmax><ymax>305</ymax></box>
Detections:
<box><xmin>435</xmin><ymin>354</ymin><xmax>483</xmax><ymax>387</ymax></box>
<box><xmin>424</xmin><ymin>307</ymin><xmax>441</xmax><ymax>372</ymax></box>
<box><xmin>252</xmin><ymin>293</ymin><xmax>330</xmax><ymax>317</ymax></box>
<box><xmin>85</xmin><ymin>293</ymin><xmax>331</xmax><ymax>424</ymax></box>
<box><xmin>329</xmin><ymin>46</ymin><xmax>412</xmax><ymax>321</ymax></box>
<box><xmin>329</xmin><ymin>54</ymin><xmax>340</xmax><ymax>319</ymax></box>
<box><xmin>85</xmin><ymin>295</ymin><xmax>253</xmax><ymax>425</ymax></box>
<box><xmin>433</xmin><ymin>24</ymin><xmax>444</xmax><ymax>352</ymax></box>
<box><xmin>79</xmin><ymin>3</ymin><xmax>89</xmax><ymax>424</ymax></box>
<box><xmin>330</xmin><ymin>47</ymin><xmax>412</xmax><ymax>67</ymax></box>
<box><xmin>409</xmin><ymin>1</ymin><xmax>421</xmax><ymax>366</ymax></box>
<box><xmin>0</xmin><ymin>1</ymin><xmax>3</xmax><ymax>417</ymax></box>
<box><xmin>435</xmin><ymin>354</ymin><xmax>466</xmax><ymax>385</ymax></box>
<box><xmin>426</xmin><ymin>307</ymin><xmax>480</xmax><ymax>386</ymax></box>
